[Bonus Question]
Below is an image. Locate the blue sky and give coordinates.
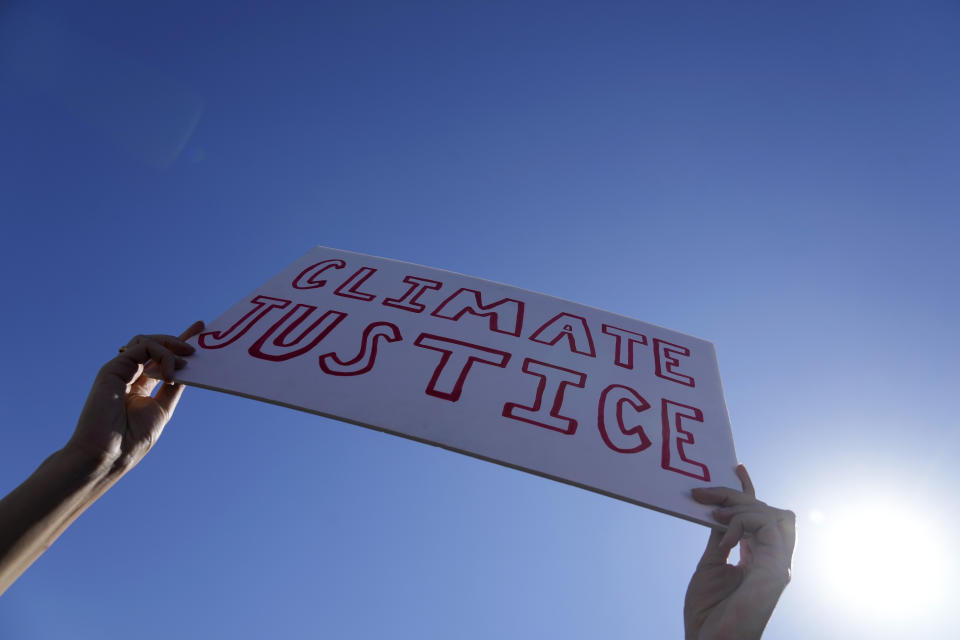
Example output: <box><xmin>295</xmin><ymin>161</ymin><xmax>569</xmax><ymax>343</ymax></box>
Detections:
<box><xmin>1</xmin><ymin>2</ymin><xmax>958</xmax><ymax>638</ymax></box>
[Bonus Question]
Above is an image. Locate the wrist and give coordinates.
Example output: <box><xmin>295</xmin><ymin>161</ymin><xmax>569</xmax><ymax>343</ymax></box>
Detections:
<box><xmin>56</xmin><ymin>442</ymin><xmax>122</xmax><ymax>483</ymax></box>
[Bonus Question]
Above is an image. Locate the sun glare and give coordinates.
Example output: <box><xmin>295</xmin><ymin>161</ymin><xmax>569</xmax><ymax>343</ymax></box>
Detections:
<box><xmin>811</xmin><ymin>500</ymin><xmax>952</xmax><ymax>623</ymax></box>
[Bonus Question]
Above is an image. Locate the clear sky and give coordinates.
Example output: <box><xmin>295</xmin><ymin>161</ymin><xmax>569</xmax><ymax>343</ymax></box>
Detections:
<box><xmin>1</xmin><ymin>2</ymin><xmax>958</xmax><ymax>639</ymax></box>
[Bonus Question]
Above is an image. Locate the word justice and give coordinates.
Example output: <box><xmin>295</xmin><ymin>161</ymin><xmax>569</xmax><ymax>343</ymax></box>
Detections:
<box><xmin>197</xmin><ymin>261</ymin><xmax>712</xmax><ymax>481</ymax></box>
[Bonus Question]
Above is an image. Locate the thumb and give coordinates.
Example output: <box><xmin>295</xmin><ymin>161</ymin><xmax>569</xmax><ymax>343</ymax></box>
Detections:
<box><xmin>154</xmin><ymin>380</ymin><xmax>187</xmax><ymax>418</ymax></box>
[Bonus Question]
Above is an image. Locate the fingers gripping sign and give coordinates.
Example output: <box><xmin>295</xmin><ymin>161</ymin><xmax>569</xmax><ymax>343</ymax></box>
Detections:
<box><xmin>684</xmin><ymin>465</ymin><xmax>796</xmax><ymax>640</ymax></box>
<box><xmin>0</xmin><ymin>321</ymin><xmax>206</xmax><ymax>596</ymax></box>
<box><xmin>69</xmin><ymin>321</ymin><xmax>205</xmax><ymax>471</ymax></box>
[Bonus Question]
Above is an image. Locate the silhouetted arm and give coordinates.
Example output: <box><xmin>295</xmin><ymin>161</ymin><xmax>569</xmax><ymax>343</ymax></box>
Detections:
<box><xmin>0</xmin><ymin>322</ymin><xmax>203</xmax><ymax>595</ymax></box>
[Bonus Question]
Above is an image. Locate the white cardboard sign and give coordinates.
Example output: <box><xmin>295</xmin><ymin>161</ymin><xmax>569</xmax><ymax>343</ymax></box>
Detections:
<box><xmin>175</xmin><ymin>247</ymin><xmax>739</xmax><ymax>525</ymax></box>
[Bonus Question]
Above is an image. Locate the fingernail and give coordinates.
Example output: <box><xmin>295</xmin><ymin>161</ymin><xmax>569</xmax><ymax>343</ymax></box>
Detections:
<box><xmin>175</xmin><ymin>356</ymin><xmax>187</xmax><ymax>367</ymax></box>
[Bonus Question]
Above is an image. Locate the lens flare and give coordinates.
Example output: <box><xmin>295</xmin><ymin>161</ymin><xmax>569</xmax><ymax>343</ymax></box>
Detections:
<box><xmin>813</xmin><ymin>501</ymin><xmax>951</xmax><ymax>622</ymax></box>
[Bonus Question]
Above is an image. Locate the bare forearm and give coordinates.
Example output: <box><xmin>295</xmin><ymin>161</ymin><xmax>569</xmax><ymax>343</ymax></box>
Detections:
<box><xmin>685</xmin><ymin>468</ymin><xmax>795</xmax><ymax>640</ymax></box>
<box><xmin>0</xmin><ymin>446</ymin><xmax>122</xmax><ymax>594</ymax></box>
<box><xmin>699</xmin><ymin>574</ymin><xmax>788</xmax><ymax>640</ymax></box>
<box><xmin>0</xmin><ymin>326</ymin><xmax>201</xmax><ymax>596</ymax></box>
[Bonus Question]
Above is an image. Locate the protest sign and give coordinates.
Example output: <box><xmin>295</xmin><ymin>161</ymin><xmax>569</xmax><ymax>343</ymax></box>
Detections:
<box><xmin>174</xmin><ymin>247</ymin><xmax>740</xmax><ymax>525</ymax></box>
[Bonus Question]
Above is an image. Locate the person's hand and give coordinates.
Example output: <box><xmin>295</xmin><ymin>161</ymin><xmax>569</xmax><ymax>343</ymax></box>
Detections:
<box><xmin>683</xmin><ymin>465</ymin><xmax>796</xmax><ymax>640</ymax></box>
<box><xmin>66</xmin><ymin>321</ymin><xmax>205</xmax><ymax>473</ymax></box>
<box><xmin>0</xmin><ymin>321</ymin><xmax>205</xmax><ymax>594</ymax></box>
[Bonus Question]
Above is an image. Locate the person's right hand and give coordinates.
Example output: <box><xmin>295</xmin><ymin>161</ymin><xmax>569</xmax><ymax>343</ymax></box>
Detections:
<box><xmin>683</xmin><ymin>465</ymin><xmax>796</xmax><ymax>640</ymax></box>
<box><xmin>66</xmin><ymin>321</ymin><xmax>204</xmax><ymax>473</ymax></box>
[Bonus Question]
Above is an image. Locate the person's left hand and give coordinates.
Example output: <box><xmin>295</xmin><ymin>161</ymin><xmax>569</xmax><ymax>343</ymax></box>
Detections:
<box><xmin>67</xmin><ymin>321</ymin><xmax>205</xmax><ymax>473</ymax></box>
<box><xmin>683</xmin><ymin>465</ymin><xmax>796</xmax><ymax>640</ymax></box>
